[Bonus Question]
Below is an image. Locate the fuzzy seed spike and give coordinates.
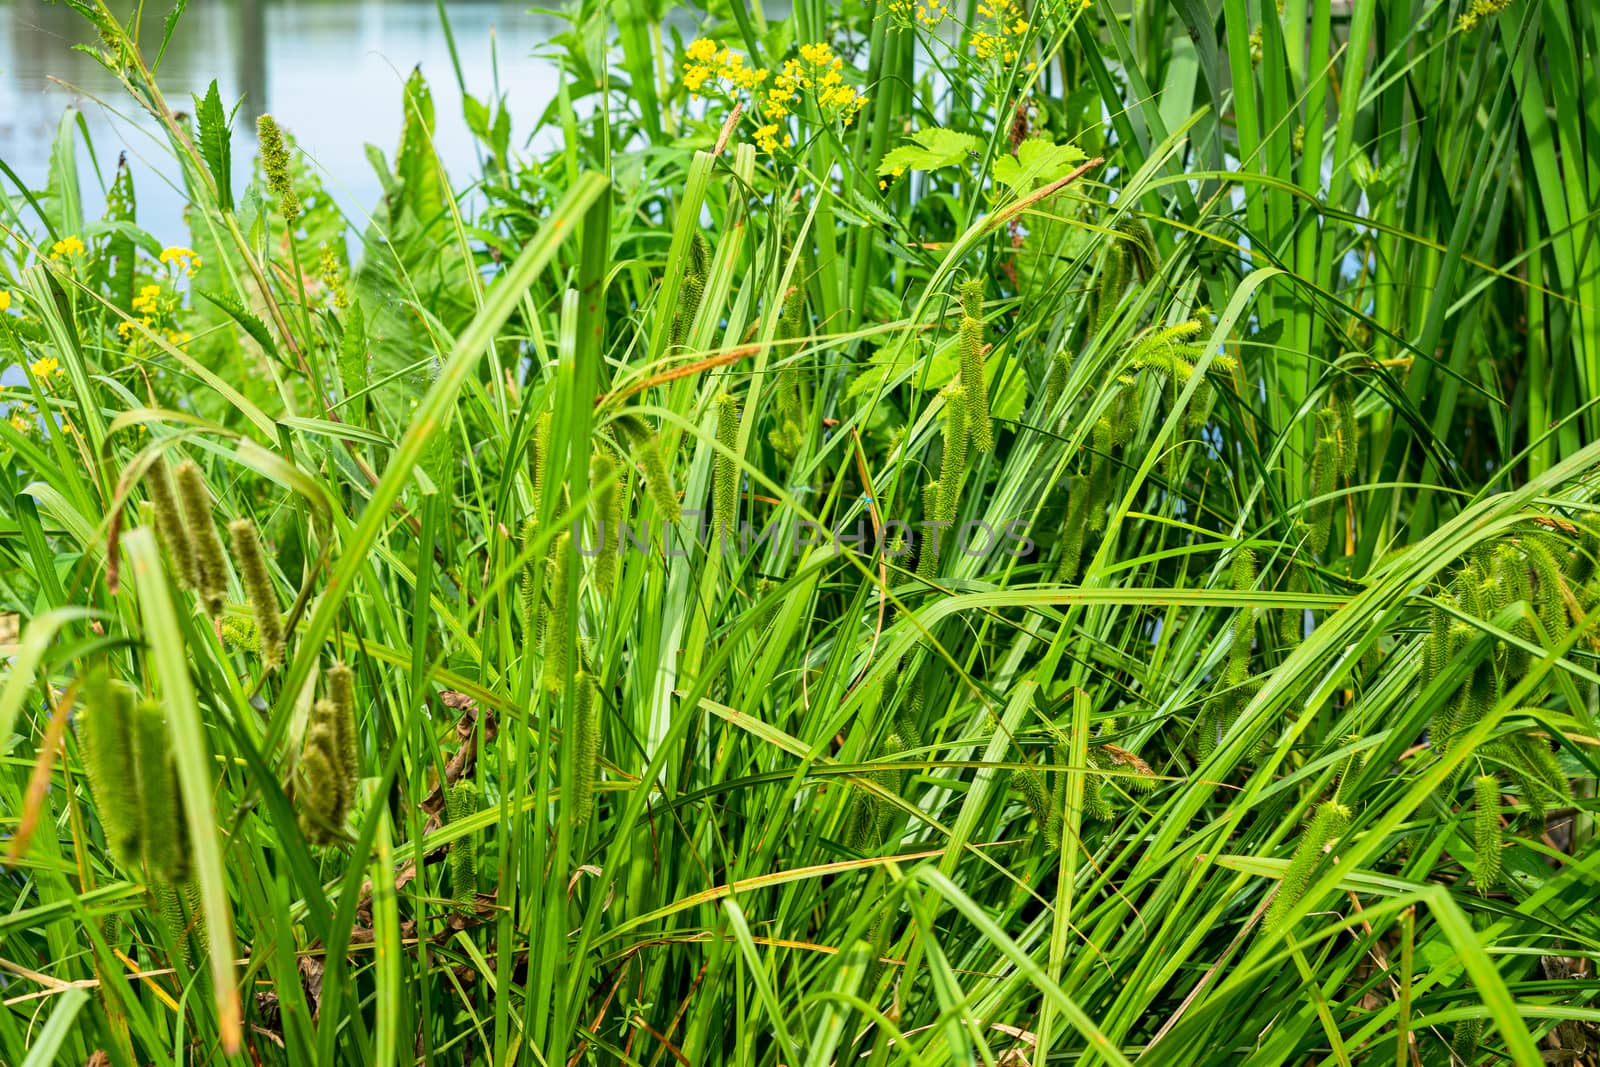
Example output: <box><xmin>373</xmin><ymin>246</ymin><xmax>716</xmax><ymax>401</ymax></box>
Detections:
<box><xmin>1473</xmin><ymin>774</ymin><xmax>1501</xmax><ymax>893</ymax></box>
<box><xmin>1015</xmin><ymin>764</ymin><xmax>1051</xmax><ymax>835</ymax></box>
<box><xmin>1043</xmin><ymin>350</ymin><xmax>1071</xmax><ymax>412</ymax></box>
<box><xmin>530</xmin><ymin>411</ymin><xmax>552</xmax><ymax>518</ymax></box>
<box><xmin>1056</xmin><ymin>475</ymin><xmax>1090</xmax><ymax>583</ymax></box>
<box><xmin>938</xmin><ymin>385</ymin><xmax>968</xmax><ymax>511</ymax></box>
<box><xmin>519</xmin><ymin>518</ymin><xmax>546</xmax><ymax>644</ymax></box>
<box><xmin>571</xmin><ymin>671</ymin><xmax>599</xmax><ymax>826</ymax></box>
<box><xmin>918</xmin><ymin>482</ymin><xmax>944</xmax><ymax>579</ymax></box>
<box><xmin>146</xmin><ymin>456</ymin><xmax>198</xmax><ymax>589</ymax></box>
<box><xmin>133</xmin><ymin>701</ymin><xmax>187</xmax><ymax>882</ymax></box>
<box><xmin>713</xmin><ymin>394</ymin><xmax>741</xmax><ymax>540</ymax></box>
<box><xmin>256</xmin><ymin>114</ymin><xmax>300</xmax><ymax>222</ymax></box>
<box><xmin>180</xmin><ymin>879</ymin><xmax>209</xmax><ymax>961</ymax></box>
<box><xmin>1094</xmin><ymin>241</ymin><xmax>1128</xmax><ymax>335</ymax></box>
<box><xmin>591</xmin><ymin>451</ymin><xmax>623</xmax><ymax>597</ymax></box>
<box><xmin>1082</xmin><ymin>773</ymin><xmax>1115</xmax><ymax>822</ymax></box>
<box><xmin>77</xmin><ymin>670</ymin><xmax>142</xmax><ymax>870</ymax></box>
<box><xmin>542</xmin><ymin>533</ymin><xmax>572</xmax><ymax>695</ymax></box>
<box><xmin>1525</xmin><ymin>536</ymin><xmax>1572</xmax><ymax>644</ymax></box>
<box><xmin>1265</xmin><ymin>802</ymin><xmax>1351</xmax><ymax>932</ymax></box>
<box><xmin>174</xmin><ymin>460</ymin><xmax>228</xmax><ymax>617</ymax></box>
<box><xmin>153</xmin><ymin>881</ymin><xmax>193</xmax><ymax>970</ymax></box>
<box><xmin>445</xmin><ymin>783</ymin><xmax>481</xmax><ymax>911</ymax></box>
<box><xmin>1333</xmin><ymin>389</ymin><xmax>1359</xmax><ymax>478</ymax></box>
<box><xmin>959</xmin><ymin>316</ymin><xmax>993</xmax><ymax>453</ymax></box>
<box><xmin>327</xmin><ymin>663</ymin><xmax>359</xmax><ymax>788</ymax></box>
<box><xmin>228</xmin><ymin>519</ymin><xmax>284</xmax><ymax>668</ymax></box>
<box><xmin>634</xmin><ymin>430</ymin><xmax>680</xmax><ymax>523</ymax></box>
<box><xmin>1450</xmin><ymin>1018</ymin><xmax>1482</xmax><ymax>1064</ymax></box>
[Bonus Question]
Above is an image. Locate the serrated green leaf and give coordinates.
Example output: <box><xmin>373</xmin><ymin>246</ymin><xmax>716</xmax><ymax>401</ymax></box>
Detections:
<box><xmin>197</xmin><ymin>287</ymin><xmax>277</xmax><ymax>360</ymax></box>
<box><xmin>193</xmin><ymin>79</ymin><xmax>233</xmax><ymax>211</ymax></box>
<box><xmin>878</xmin><ymin>127</ymin><xmax>980</xmax><ymax>176</ymax></box>
<box><xmin>992</xmin><ymin>137</ymin><xmax>1088</xmax><ymax>194</ymax></box>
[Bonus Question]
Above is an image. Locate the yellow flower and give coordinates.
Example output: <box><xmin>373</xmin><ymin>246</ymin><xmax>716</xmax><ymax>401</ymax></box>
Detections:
<box><xmin>0</xmin><ymin>291</ymin><xmax>10</xmax><ymax>312</ymax></box>
<box><xmin>754</xmin><ymin>123</ymin><xmax>782</xmax><ymax>154</ymax></box>
<box><xmin>49</xmin><ymin>236</ymin><xmax>85</xmax><ymax>260</ymax></box>
<box><xmin>132</xmin><ymin>283</ymin><xmax>162</xmax><ymax>314</ymax></box>
<box><xmin>799</xmin><ymin>42</ymin><xmax>833</xmax><ymax>65</ymax></box>
<box><xmin>116</xmin><ymin>321</ymin><xmax>136</xmax><ymax>340</ymax></box>
<box><xmin>687</xmin><ymin>37</ymin><xmax>717</xmax><ymax>63</ymax></box>
<box><xmin>8</xmin><ymin>412</ymin><xmax>30</xmax><ymax>435</ymax></box>
<box><xmin>160</xmin><ymin>246</ymin><xmax>201</xmax><ymax>276</ymax></box>
<box><xmin>28</xmin><ymin>356</ymin><xmax>62</xmax><ymax>380</ymax></box>
<box><xmin>684</xmin><ymin>64</ymin><xmax>713</xmax><ymax>92</ymax></box>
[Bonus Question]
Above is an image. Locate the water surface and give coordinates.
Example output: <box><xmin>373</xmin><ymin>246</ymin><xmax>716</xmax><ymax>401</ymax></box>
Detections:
<box><xmin>0</xmin><ymin>0</ymin><xmax>567</xmax><ymax>240</ymax></box>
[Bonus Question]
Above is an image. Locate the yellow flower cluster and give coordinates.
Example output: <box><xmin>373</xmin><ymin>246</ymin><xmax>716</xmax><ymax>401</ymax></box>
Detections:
<box><xmin>887</xmin><ymin>0</ymin><xmax>949</xmax><ymax>28</ymax></box>
<box><xmin>132</xmin><ymin>283</ymin><xmax>163</xmax><ymax>316</ymax></box>
<box><xmin>49</xmin><ymin>235</ymin><xmax>85</xmax><ymax>261</ymax></box>
<box><xmin>769</xmin><ymin>42</ymin><xmax>867</xmax><ymax>129</ymax></box>
<box><xmin>0</xmin><ymin>291</ymin><xmax>10</xmax><ymax>313</ymax></box>
<box><xmin>972</xmin><ymin>1</ymin><xmax>1031</xmax><ymax>63</ymax></box>
<box><xmin>682</xmin><ymin>37</ymin><xmax>770</xmax><ymax>97</ymax></box>
<box><xmin>159</xmin><ymin>245</ymin><xmax>202</xmax><ymax>276</ymax></box>
<box><xmin>1457</xmin><ymin>0</ymin><xmax>1512</xmax><ymax>31</ymax></box>
<box><xmin>118</xmin><ymin>283</ymin><xmax>190</xmax><ymax>350</ymax></box>
<box><xmin>318</xmin><ymin>244</ymin><xmax>349</xmax><ymax>309</ymax></box>
<box><xmin>29</xmin><ymin>356</ymin><xmax>62</xmax><ymax>380</ymax></box>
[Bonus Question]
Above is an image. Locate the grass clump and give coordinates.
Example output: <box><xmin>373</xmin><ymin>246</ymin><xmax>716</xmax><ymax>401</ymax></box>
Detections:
<box><xmin>1</xmin><ymin>2</ymin><xmax>1599</xmax><ymax>1064</ymax></box>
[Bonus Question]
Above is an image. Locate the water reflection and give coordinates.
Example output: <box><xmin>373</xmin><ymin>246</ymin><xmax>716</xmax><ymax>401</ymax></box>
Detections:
<box><xmin>0</xmin><ymin>0</ymin><xmax>567</xmax><ymax>238</ymax></box>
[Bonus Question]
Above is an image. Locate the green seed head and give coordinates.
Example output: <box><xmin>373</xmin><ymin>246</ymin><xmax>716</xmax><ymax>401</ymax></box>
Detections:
<box><xmin>591</xmin><ymin>450</ymin><xmax>623</xmax><ymax>597</ymax></box>
<box><xmin>297</xmin><ymin>715</ymin><xmax>347</xmax><ymax>846</ymax></box>
<box><xmin>571</xmin><ymin>671</ymin><xmax>600</xmax><ymax>826</ymax></box>
<box><xmin>917</xmin><ymin>481</ymin><xmax>943</xmax><ymax>579</ymax></box>
<box><xmin>174</xmin><ymin>460</ymin><xmax>227</xmax><ymax>617</ymax></box>
<box><xmin>938</xmin><ymin>385</ymin><xmax>968</xmax><ymax>512</ymax></box>
<box><xmin>445</xmin><ymin>783</ymin><xmax>481</xmax><ymax>909</ymax></box>
<box><xmin>958</xmin><ymin>316</ymin><xmax>993</xmax><ymax>453</ymax></box>
<box><xmin>542</xmin><ymin>532</ymin><xmax>572</xmax><ymax>695</ymax></box>
<box><xmin>1473</xmin><ymin>774</ymin><xmax>1501</xmax><ymax>893</ymax></box>
<box><xmin>1266</xmin><ymin>801</ymin><xmax>1351</xmax><ymax>933</ymax></box>
<box><xmin>634</xmin><ymin>430</ymin><xmax>680</xmax><ymax>523</ymax></box>
<box><xmin>133</xmin><ymin>700</ymin><xmax>187</xmax><ymax>882</ymax></box>
<box><xmin>327</xmin><ymin>663</ymin><xmax>360</xmax><ymax>787</ymax></box>
<box><xmin>339</xmin><ymin>299</ymin><xmax>369</xmax><ymax>401</ymax></box>
<box><xmin>228</xmin><ymin>519</ymin><xmax>284</xmax><ymax>669</ymax></box>
<box><xmin>256</xmin><ymin>114</ymin><xmax>300</xmax><ymax>222</ymax></box>
<box><xmin>713</xmin><ymin>394</ymin><xmax>741</xmax><ymax>538</ymax></box>
<box><xmin>146</xmin><ymin>455</ymin><xmax>198</xmax><ymax>589</ymax></box>
<box><xmin>958</xmin><ymin>277</ymin><xmax>983</xmax><ymax>321</ymax></box>
<box><xmin>77</xmin><ymin>669</ymin><xmax>142</xmax><ymax>871</ymax></box>
<box><xmin>153</xmin><ymin>881</ymin><xmax>192</xmax><ymax>970</ymax></box>
<box><xmin>1055</xmin><ymin>475</ymin><xmax>1090</xmax><ymax>583</ymax></box>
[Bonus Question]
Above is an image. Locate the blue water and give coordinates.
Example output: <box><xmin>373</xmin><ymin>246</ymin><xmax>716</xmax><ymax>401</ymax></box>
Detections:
<box><xmin>0</xmin><ymin>0</ymin><xmax>570</xmax><ymax>242</ymax></box>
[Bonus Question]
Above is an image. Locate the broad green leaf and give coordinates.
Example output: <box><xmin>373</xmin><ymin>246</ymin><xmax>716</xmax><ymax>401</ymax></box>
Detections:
<box><xmin>878</xmin><ymin>127</ymin><xmax>980</xmax><ymax>176</ymax></box>
<box><xmin>993</xmin><ymin>137</ymin><xmax>1088</xmax><ymax>194</ymax></box>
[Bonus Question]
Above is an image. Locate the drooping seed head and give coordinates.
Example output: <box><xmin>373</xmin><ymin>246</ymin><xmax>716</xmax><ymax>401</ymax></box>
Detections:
<box><xmin>174</xmin><ymin>460</ymin><xmax>227</xmax><ymax>617</ymax></box>
<box><xmin>228</xmin><ymin>519</ymin><xmax>284</xmax><ymax>668</ymax></box>
<box><xmin>146</xmin><ymin>455</ymin><xmax>199</xmax><ymax>589</ymax></box>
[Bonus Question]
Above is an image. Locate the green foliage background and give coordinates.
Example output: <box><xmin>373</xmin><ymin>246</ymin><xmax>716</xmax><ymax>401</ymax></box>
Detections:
<box><xmin>1</xmin><ymin>0</ymin><xmax>1598</xmax><ymax>1064</ymax></box>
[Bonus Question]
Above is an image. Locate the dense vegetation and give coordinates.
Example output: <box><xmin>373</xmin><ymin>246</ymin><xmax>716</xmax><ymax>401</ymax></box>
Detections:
<box><xmin>2</xmin><ymin>0</ymin><xmax>1598</xmax><ymax>1063</ymax></box>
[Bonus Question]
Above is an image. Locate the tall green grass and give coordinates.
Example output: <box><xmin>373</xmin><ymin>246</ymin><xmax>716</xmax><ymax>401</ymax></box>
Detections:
<box><xmin>1</xmin><ymin>0</ymin><xmax>1597</xmax><ymax>1064</ymax></box>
